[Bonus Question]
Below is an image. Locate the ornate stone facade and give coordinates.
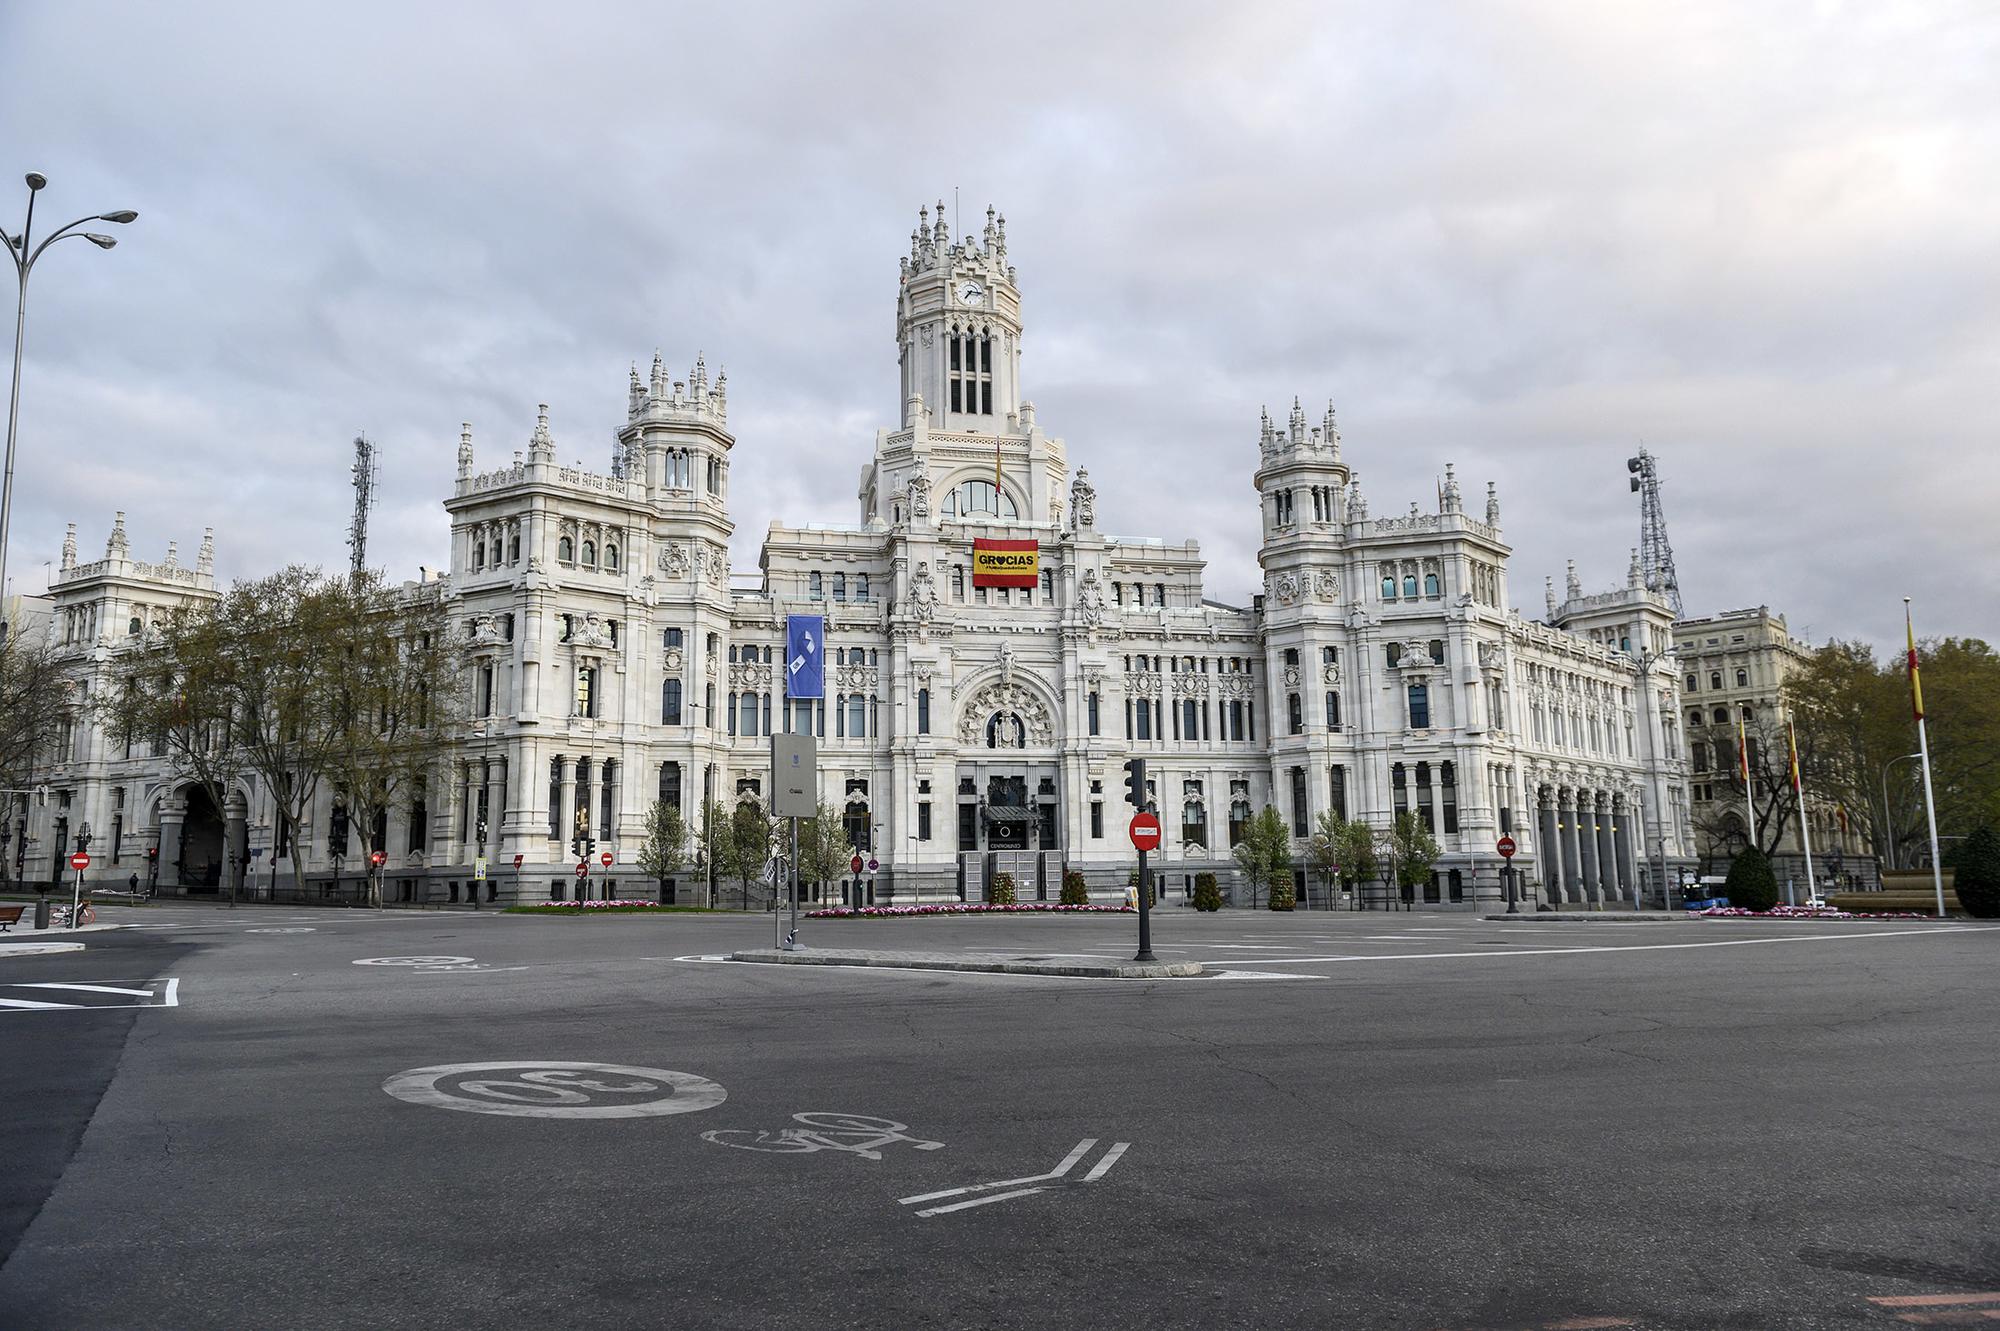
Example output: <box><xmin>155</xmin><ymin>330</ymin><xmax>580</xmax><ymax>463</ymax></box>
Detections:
<box><xmin>26</xmin><ymin>204</ymin><xmax>1698</xmax><ymax>908</ymax></box>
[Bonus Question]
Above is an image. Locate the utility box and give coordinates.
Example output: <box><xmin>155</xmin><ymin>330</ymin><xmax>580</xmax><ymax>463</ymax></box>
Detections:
<box><xmin>770</xmin><ymin>733</ymin><xmax>819</xmax><ymax>818</ymax></box>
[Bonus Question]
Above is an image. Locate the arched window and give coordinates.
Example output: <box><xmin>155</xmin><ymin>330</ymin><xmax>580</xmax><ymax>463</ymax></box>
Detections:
<box><xmin>581</xmin><ymin>540</ymin><xmax>597</xmax><ymax>568</ymax></box>
<box><xmin>1735</xmin><ymin>668</ymin><xmax>1748</xmax><ymax>687</ymax></box>
<box><xmin>1710</xmin><ymin>671</ymin><xmax>1723</xmax><ymax>690</ymax></box>
<box><xmin>508</xmin><ymin>533</ymin><xmax>520</xmax><ymax>564</ymax></box>
<box><xmin>856</xmin><ymin>574</ymin><xmax>869</xmax><ymax>602</ymax></box>
<box><xmin>1685</xmin><ymin>674</ymin><xmax>1698</xmax><ymax>691</ymax></box>
<box><xmin>1689</xmin><ymin>710</ymin><xmax>1702</xmax><ymax>728</ymax></box>
<box><xmin>1712</xmin><ymin>707</ymin><xmax>1728</xmax><ymax>724</ymax></box>
<box><xmin>1408</xmin><ymin>683</ymin><xmax>1431</xmax><ymax>729</ymax></box>
<box><xmin>939</xmin><ymin>479</ymin><xmax>1018</xmax><ymax>519</ymax></box>
<box><xmin>558</xmin><ymin>536</ymin><xmax>574</xmax><ymax>563</ymax></box>
<box><xmin>985</xmin><ymin>711</ymin><xmax>1027</xmax><ymax>749</ymax></box>
<box><xmin>1424</xmin><ymin>571</ymin><xmax>1440</xmax><ymax>597</ymax></box>
<box><xmin>128</xmin><ymin>616</ymin><xmax>142</xmax><ymax>635</ymax></box>
<box><xmin>1381</xmin><ymin>573</ymin><xmax>1396</xmax><ymax>600</ymax></box>
<box><xmin>1403</xmin><ymin>573</ymin><xmax>1419</xmax><ymax>598</ymax></box>
<box><xmin>605</xmin><ymin>543</ymin><xmax>619</xmax><ymax>572</ymax></box>
<box><xmin>473</xmin><ymin>541</ymin><xmax>485</xmax><ymax>571</ymax></box>
<box><xmin>809</xmin><ymin>571</ymin><xmax>823</xmax><ymax>600</ymax></box>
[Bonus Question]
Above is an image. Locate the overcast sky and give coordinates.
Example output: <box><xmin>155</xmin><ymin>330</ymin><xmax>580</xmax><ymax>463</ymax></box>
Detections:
<box><xmin>3</xmin><ymin>1</ymin><xmax>1994</xmax><ymax>651</ymax></box>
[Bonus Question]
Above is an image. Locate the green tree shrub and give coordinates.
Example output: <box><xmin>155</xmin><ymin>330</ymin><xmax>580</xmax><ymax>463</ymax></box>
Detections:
<box><xmin>1060</xmin><ymin>870</ymin><xmax>1090</xmax><ymax>906</ymax></box>
<box><xmin>1722</xmin><ymin>845</ymin><xmax>1779</xmax><ymax>911</ymax></box>
<box><xmin>987</xmin><ymin>871</ymin><xmax>1018</xmax><ymax>906</ymax></box>
<box><xmin>1192</xmin><ymin>872</ymin><xmax>1222</xmax><ymax>912</ymax></box>
<box><xmin>1954</xmin><ymin>824</ymin><xmax>2000</xmax><ymax>918</ymax></box>
<box><xmin>1268</xmin><ymin>871</ymin><xmax>1296</xmax><ymax>911</ymax></box>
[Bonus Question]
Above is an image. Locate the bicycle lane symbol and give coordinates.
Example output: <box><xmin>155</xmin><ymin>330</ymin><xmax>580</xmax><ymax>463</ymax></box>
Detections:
<box><xmin>701</xmin><ymin>1113</ymin><xmax>944</xmax><ymax>1160</ymax></box>
<box><xmin>382</xmin><ymin>1062</ymin><xmax>728</xmax><ymax>1119</ymax></box>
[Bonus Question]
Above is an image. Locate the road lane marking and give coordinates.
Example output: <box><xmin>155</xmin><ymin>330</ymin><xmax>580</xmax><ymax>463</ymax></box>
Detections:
<box><xmin>15</xmin><ymin>982</ymin><xmax>158</xmax><ymax>997</ymax></box>
<box><xmin>1170</xmin><ymin>926</ymin><xmax>2000</xmax><ymax>967</ymax></box>
<box><xmin>901</xmin><ymin>1138</ymin><xmax>1129</xmax><ymax>1217</ymax></box>
<box><xmin>0</xmin><ymin>977</ymin><xmax>178</xmax><ymax>1012</ymax></box>
<box><xmin>382</xmin><ymin>1062</ymin><xmax>727</xmax><ymax>1119</ymax></box>
<box><xmin>702</xmin><ymin>1113</ymin><xmax>944</xmax><ymax>1160</ymax></box>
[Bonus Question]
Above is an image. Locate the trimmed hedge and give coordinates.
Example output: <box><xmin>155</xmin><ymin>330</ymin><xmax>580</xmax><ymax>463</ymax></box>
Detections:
<box><xmin>1722</xmin><ymin>846</ymin><xmax>1779</xmax><ymax>912</ymax></box>
<box><xmin>1192</xmin><ymin>872</ymin><xmax>1222</xmax><ymax>912</ymax></box>
<box><xmin>1060</xmin><ymin>870</ymin><xmax>1090</xmax><ymax>906</ymax></box>
<box><xmin>987</xmin><ymin>871</ymin><xmax>1018</xmax><ymax>906</ymax></box>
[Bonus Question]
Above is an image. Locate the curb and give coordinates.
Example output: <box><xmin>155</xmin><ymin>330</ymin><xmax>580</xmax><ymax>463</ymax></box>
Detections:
<box><xmin>731</xmin><ymin>948</ymin><xmax>1204</xmax><ymax>979</ymax></box>
<box><xmin>0</xmin><ymin>942</ymin><xmax>87</xmax><ymax>958</ymax></box>
<box><xmin>1483</xmin><ymin>913</ymin><xmax>1686</xmax><ymax>924</ymax></box>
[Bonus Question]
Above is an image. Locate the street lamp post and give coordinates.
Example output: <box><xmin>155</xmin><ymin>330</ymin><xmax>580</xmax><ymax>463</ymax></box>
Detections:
<box><xmin>2</xmin><ymin>174</ymin><xmax>137</xmax><ymax>646</ymax></box>
<box><xmin>1879</xmin><ymin>752</ymin><xmax>1922</xmax><ymax>874</ymax></box>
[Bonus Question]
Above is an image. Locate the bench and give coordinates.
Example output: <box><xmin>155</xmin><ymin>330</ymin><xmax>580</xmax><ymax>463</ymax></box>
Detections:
<box><xmin>0</xmin><ymin>904</ymin><xmax>24</xmax><ymax>932</ymax></box>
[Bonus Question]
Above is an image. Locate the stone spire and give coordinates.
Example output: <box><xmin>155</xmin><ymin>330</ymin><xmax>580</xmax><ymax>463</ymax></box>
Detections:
<box><xmin>1258</xmin><ymin>406</ymin><xmax>1275</xmax><ymax>452</ymax></box>
<box><xmin>1628</xmin><ymin>547</ymin><xmax>1643</xmax><ymax>589</ymax></box>
<box><xmin>164</xmin><ymin>540</ymin><xmax>178</xmax><ymax>568</ymax></box>
<box><xmin>1322</xmin><ymin>402</ymin><xmax>1340</xmax><ymax>459</ymax></box>
<box><xmin>1442</xmin><ymin>463</ymin><xmax>1462</xmax><ymax>513</ymax></box>
<box><xmin>650</xmin><ymin>350</ymin><xmax>666</xmax><ymax>398</ymax></box>
<box><xmin>528</xmin><ymin>404</ymin><xmax>554</xmax><ymax>462</ymax></box>
<box><xmin>1349</xmin><ymin>475</ymin><xmax>1367</xmax><ymax>522</ymax></box>
<box><xmin>627</xmin><ymin>364</ymin><xmax>645</xmax><ymax>419</ymax></box>
<box><xmin>60</xmin><ymin>523</ymin><xmax>76</xmax><ymax>570</ymax></box>
<box><xmin>1545</xmin><ymin>576</ymin><xmax>1558</xmax><ymax>620</ymax></box>
<box><xmin>107</xmin><ymin>511</ymin><xmax>129</xmax><ymax>559</ymax></box>
<box><xmin>197</xmin><ymin>528</ymin><xmax>214</xmax><ymax>576</ymax></box>
<box><xmin>1485</xmin><ymin>481</ymin><xmax>1500</xmax><ymax>526</ymax></box>
<box><xmin>1288</xmin><ymin>396</ymin><xmax>1306</xmax><ymax>444</ymax></box>
<box><xmin>457</xmin><ymin>422</ymin><xmax>474</xmax><ymax>479</ymax></box>
<box><xmin>1565</xmin><ymin>559</ymin><xmax>1583</xmax><ymax>601</ymax></box>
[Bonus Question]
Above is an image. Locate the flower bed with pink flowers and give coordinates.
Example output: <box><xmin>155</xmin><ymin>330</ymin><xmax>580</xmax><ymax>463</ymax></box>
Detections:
<box><xmin>505</xmin><ymin>900</ymin><xmax>722</xmax><ymax>914</ymax></box>
<box><xmin>1689</xmin><ymin>904</ymin><xmax>1935</xmax><ymax>921</ymax></box>
<box><xmin>805</xmin><ymin>903</ymin><xmax>1135</xmax><ymax>919</ymax></box>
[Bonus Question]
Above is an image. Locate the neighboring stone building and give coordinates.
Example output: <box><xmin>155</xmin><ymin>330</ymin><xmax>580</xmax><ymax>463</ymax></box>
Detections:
<box><xmin>1673</xmin><ymin>606</ymin><xmax>1873</xmax><ymax>889</ymax></box>
<box><xmin>25</xmin><ymin>203</ymin><xmax>1697</xmax><ymax>908</ymax></box>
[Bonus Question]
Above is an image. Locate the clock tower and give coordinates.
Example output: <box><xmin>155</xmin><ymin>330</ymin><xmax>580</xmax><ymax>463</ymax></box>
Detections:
<box><xmin>897</xmin><ymin>200</ymin><xmax>1022</xmax><ymax>431</ymax></box>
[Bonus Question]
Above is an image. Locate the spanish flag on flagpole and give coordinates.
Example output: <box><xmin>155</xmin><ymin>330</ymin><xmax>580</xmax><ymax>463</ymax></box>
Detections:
<box><xmin>1738</xmin><ymin>716</ymin><xmax>1758</xmax><ymax>850</ymax></box>
<box><xmin>1906</xmin><ymin>602</ymin><xmax>1925</xmax><ymax>721</ymax></box>
<box><xmin>994</xmin><ymin>437</ymin><xmax>1004</xmax><ymax>495</ymax></box>
<box><xmin>1787</xmin><ymin>717</ymin><xmax>1802</xmax><ymax>792</ymax></box>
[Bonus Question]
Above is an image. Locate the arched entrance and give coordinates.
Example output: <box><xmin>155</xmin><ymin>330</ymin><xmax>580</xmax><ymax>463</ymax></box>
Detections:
<box><xmin>178</xmin><ymin>785</ymin><xmax>225</xmax><ymax>893</ymax></box>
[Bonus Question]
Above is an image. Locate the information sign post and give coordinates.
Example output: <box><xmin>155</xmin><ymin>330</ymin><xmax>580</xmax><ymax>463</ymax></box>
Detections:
<box><xmin>1497</xmin><ymin>835</ymin><xmax>1518</xmax><ymax>914</ymax></box>
<box><xmin>771</xmin><ymin>729</ymin><xmax>819</xmax><ymax>950</ymax></box>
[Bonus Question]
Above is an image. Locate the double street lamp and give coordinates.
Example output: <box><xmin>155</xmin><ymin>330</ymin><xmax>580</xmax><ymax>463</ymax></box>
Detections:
<box><xmin>2</xmin><ymin>172</ymin><xmax>138</xmax><ymax>646</ymax></box>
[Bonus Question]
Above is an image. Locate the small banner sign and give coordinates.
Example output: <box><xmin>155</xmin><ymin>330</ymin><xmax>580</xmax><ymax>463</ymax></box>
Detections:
<box><xmin>971</xmin><ymin>539</ymin><xmax>1038</xmax><ymax>588</ymax></box>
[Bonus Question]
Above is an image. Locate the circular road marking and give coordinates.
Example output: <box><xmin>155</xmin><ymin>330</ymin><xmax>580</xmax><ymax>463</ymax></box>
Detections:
<box><xmin>382</xmin><ymin>1062</ymin><xmax>727</xmax><ymax>1119</ymax></box>
<box><xmin>354</xmin><ymin>955</ymin><xmax>476</xmax><ymax>967</ymax></box>
<box><xmin>246</xmin><ymin>927</ymin><xmax>316</xmax><ymax>934</ymax></box>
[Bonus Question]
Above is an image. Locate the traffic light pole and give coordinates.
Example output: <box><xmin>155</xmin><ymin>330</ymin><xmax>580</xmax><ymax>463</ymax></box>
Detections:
<box><xmin>1135</xmin><ymin>846</ymin><xmax>1155</xmax><ymax>963</ymax></box>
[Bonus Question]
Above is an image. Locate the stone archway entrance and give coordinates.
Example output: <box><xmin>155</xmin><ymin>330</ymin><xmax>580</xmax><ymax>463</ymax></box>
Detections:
<box><xmin>177</xmin><ymin>785</ymin><xmax>226</xmax><ymax>893</ymax></box>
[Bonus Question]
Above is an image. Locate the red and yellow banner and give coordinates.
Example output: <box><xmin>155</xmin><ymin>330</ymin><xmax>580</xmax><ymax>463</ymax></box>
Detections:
<box><xmin>1906</xmin><ymin>604</ymin><xmax>1925</xmax><ymax>721</ymax></box>
<box><xmin>1787</xmin><ymin>718</ymin><xmax>1803</xmax><ymax>792</ymax></box>
<box><xmin>971</xmin><ymin>539</ymin><xmax>1039</xmax><ymax>588</ymax></box>
<box><xmin>1737</xmin><ymin>718</ymin><xmax>1751</xmax><ymax>784</ymax></box>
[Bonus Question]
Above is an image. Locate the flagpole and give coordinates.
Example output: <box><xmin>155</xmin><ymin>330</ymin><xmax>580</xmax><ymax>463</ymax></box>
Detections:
<box><xmin>1789</xmin><ymin>717</ymin><xmax>1817</xmax><ymax>899</ymax></box>
<box><xmin>1906</xmin><ymin>598</ymin><xmax>1947</xmax><ymax>918</ymax></box>
<box><xmin>1738</xmin><ymin>717</ymin><xmax>1758</xmax><ymax>854</ymax></box>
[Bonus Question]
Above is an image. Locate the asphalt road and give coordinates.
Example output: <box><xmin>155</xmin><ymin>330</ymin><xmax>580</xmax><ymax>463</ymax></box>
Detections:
<box><xmin>2</xmin><ymin>902</ymin><xmax>1997</xmax><ymax>1330</ymax></box>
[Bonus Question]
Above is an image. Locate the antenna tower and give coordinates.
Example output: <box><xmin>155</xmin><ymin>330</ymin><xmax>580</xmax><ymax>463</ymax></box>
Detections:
<box><xmin>1625</xmin><ymin>447</ymin><xmax>1682</xmax><ymax>619</ymax></box>
<box><xmin>347</xmin><ymin>434</ymin><xmax>378</xmax><ymax>578</ymax></box>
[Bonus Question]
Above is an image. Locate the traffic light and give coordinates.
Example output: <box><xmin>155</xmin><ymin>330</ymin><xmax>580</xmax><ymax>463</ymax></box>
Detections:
<box><xmin>146</xmin><ymin>847</ymin><xmax>158</xmax><ymax>862</ymax></box>
<box><xmin>369</xmin><ymin>850</ymin><xmax>385</xmax><ymax>868</ymax></box>
<box><xmin>1122</xmin><ymin>757</ymin><xmax>1146</xmax><ymax>809</ymax></box>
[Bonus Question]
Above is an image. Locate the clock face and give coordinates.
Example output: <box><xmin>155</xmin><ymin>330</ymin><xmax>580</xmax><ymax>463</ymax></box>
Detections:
<box><xmin>957</xmin><ymin>281</ymin><xmax>986</xmax><ymax>305</ymax></box>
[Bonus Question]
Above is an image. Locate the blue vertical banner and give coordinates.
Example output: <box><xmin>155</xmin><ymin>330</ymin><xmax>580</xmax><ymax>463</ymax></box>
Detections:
<box><xmin>786</xmin><ymin>614</ymin><xmax>825</xmax><ymax>700</ymax></box>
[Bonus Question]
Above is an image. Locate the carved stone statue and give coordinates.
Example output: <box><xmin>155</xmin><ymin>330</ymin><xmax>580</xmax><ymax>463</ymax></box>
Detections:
<box><xmin>1069</xmin><ymin>470</ymin><xmax>1096</xmax><ymax>530</ymax></box>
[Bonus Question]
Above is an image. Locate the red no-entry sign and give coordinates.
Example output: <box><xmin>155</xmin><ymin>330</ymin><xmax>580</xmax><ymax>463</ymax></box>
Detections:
<box><xmin>512</xmin><ymin>854</ymin><xmax>524</xmax><ymax>869</ymax></box>
<box><xmin>69</xmin><ymin>852</ymin><xmax>90</xmax><ymax>871</ymax></box>
<box><xmin>1128</xmin><ymin>812</ymin><xmax>1162</xmax><ymax>852</ymax></box>
<box><xmin>1497</xmin><ymin>836</ymin><xmax>1517</xmax><ymax>860</ymax></box>
<box><xmin>600</xmin><ymin>851</ymin><xmax>614</xmax><ymax>868</ymax></box>
<box><xmin>850</xmin><ymin>853</ymin><xmax>864</xmax><ymax>874</ymax></box>
<box><xmin>574</xmin><ymin>862</ymin><xmax>588</xmax><ymax>879</ymax></box>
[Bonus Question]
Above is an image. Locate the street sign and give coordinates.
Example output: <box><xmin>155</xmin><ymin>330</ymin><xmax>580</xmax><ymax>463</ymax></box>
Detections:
<box><xmin>512</xmin><ymin>853</ymin><xmax>524</xmax><ymax>869</ymax></box>
<box><xmin>770</xmin><ymin>732</ymin><xmax>819</xmax><ymax>818</ymax></box>
<box><xmin>600</xmin><ymin>851</ymin><xmax>614</xmax><ymax>868</ymax></box>
<box><xmin>866</xmin><ymin>857</ymin><xmax>879</xmax><ymax>873</ymax></box>
<box><xmin>474</xmin><ymin>857</ymin><xmax>488</xmax><ymax>882</ymax></box>
<box><xmin>1128</xmin><ymin>812</ymin><xmax>1161</xmax><ymax>852</ymax></box>
<box><xmin>850</xmin><ymin>853</ymin><xmax>864</xmax><ymax>874</ymax></box>
<box><xmin>575</xmin><ymin>863</ymin><xmax>589</xmax><ymax>879</ymax></box>
<box><xmin>69</xmin><ymin>852</ymin><xmax>89</xmax><ymax>871</ymax></box>
<box><xmin>1497</xmin><ymin>836</ymin><xmax>1517</xmax><ymax>860</ymax></box>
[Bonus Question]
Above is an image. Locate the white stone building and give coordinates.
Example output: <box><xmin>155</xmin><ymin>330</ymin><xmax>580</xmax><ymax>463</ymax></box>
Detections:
<box><xmin>20</xmin><ymin>204</ymin><xmax>1696</xmax><ymax>908</ymax></box>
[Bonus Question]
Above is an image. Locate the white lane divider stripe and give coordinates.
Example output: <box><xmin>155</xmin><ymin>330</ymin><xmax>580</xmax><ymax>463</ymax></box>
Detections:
<box><xmin>17</xmin><ymin>983</ymin><xmax>158</xmax><ymax>997</ymax></box>
<box><xmin>901</xmin><ymin>1138</ymin><xmax>1130</xmax><ymax>1217</ymax></box>
<box><xmin>1173</xmin><ymin>926</ymin><xmax>2000</xmax><ymax>966</ymax></box>
<box><xmin>1080</xmin><ymin>1141</ymin><xmax>1130</xmax><ymax>1182</ymax></box>
<box><xmin>0</xmin><ymin>997</ymin><xmax>75</xmax><ymax>1009</ymax></box>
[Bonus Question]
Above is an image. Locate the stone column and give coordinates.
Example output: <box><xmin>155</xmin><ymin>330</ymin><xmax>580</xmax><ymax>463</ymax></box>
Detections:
<box><xmin>1612</xmin><ymin>799</ymin><xmax>1634</xmax><ymax>900</ymax></box>
<box><xmin>1537</xmin><ymin>790</ymin><xmax>1560</xmax><ymax>906</ymax></box>
<box><xmin>157</xmin><ymin>797</ymin><xmax>186</xmax><ymax>890</ymax></box>
<box><xmin>1576</xmin><ymin>789</ymin><xmax>1600</xmax><ymax>907</ymax></box>
<box><xmin>1560</xmin><ymin>789</ymin><xmax>1584</xmax><ymax>905</ymax></box>
<box><xmin>1596</xmin><ymin>796</ymin><xmax>1620</xmax><ymax>903</ymax></box>
<box><xmin>557</xmin><ymin>756</ymin><xmax>576</xmax><ymax>850</ymax></box>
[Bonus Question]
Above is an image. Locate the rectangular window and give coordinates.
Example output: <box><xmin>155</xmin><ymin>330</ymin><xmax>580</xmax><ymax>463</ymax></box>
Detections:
<box><xmin>1135</xmin><ymin>701</ymin><xmax>1153</xmax><ymax>741</ymax></box>
<box><xmin>1090</xmin><ymin>801</ymin><xmax>1104</xmax><ymax>839</ymax></box>
<box><xmin>1408</xmin><ymin>684</ymin><xmax>1430</xmax><ymax>730</ymax></box>
<box><xmin>1441</xmin><ymin>762</ymin><xmax>1459</xmax><ymax>834</ymax></box>
<box><xmin>662</xmin><ymin>678</ymin><xmax>682</xmax><ymax>725</ymax></box>
<box><xmin>1329</xmin><ymin>765</ymin><xmax>1347</xmax><ymax>821</ymax></box>
<box><xmin>1324</xmin><ymin>690</ymin><xmax>1341</xmax><ymax>730</ymax></box>
<box><xmin>917</xmin><ymin>803</ymin><xmax>932</xmax><ymax>841</ymax></box>
<box><xmin>1087</xmin><ymin>692</ymin><xmax>1100</xmax><ymax>736</ymax></box>
<box><xmin>847</xmin><ymin>694</ymin><xmax>866</xmax><ymax>738</ymax></box>
<box><xmin>1289</xmin><ymin>767</ymin><xmax>1308</xmax><ymax>837</ymax></box>
<box><xmin>916</xmin><ymin>688</ymin><xmax>931</xmax><ymax>734</ymax></box>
